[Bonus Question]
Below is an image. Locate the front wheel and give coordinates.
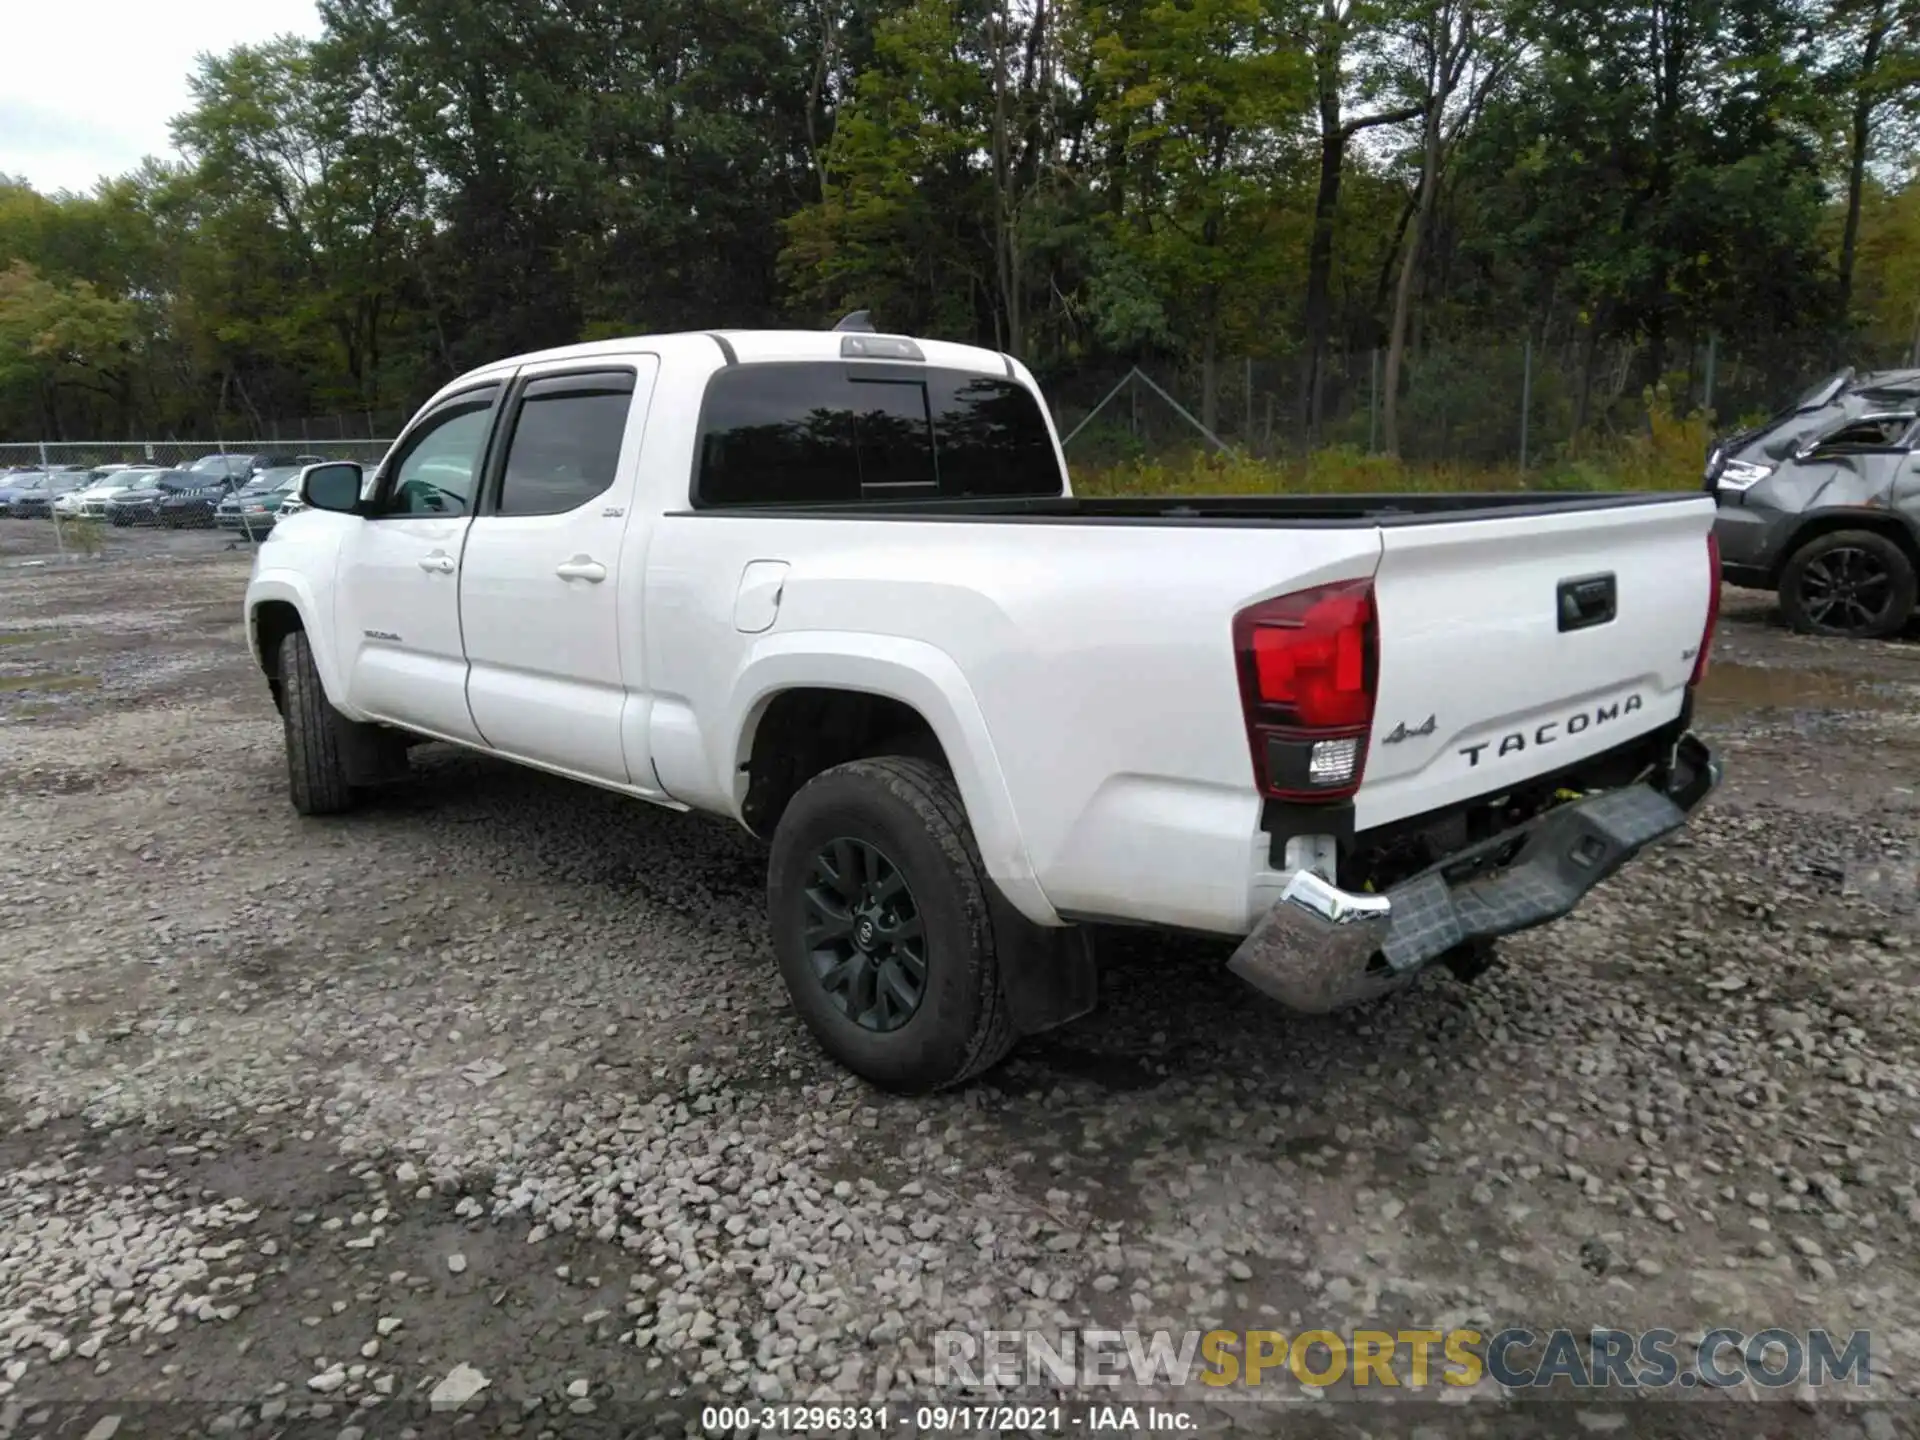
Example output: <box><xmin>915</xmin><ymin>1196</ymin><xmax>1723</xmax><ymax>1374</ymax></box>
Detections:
<box><xmin>279</xmin><ymin>630</ymin><xmax>356</xmax><ymax>815</ymax></box>
<box><xmin>1779</xmin><ymin>530</ymin><xmax>1917</xmax><ymax>639</ymax></box>
<box><xmin>767</xmin><ymin>757</ymin><xmax>1014</xmax><ymax>1093</ymax></box>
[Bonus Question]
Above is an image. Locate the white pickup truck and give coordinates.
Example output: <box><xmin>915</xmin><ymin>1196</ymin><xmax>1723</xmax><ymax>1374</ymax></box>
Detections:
<box><xmin>245</xmin><ymin>320</ymin><xmax>1724</xmax><ymax>1092</ymax></box>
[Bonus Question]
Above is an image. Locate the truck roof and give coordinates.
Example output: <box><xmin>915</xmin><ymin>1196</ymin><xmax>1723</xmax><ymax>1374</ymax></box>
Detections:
<box><xmin>445</xmin><ymin>329</ymin><xmax>1023</xmax><ymax>394</ymax></box>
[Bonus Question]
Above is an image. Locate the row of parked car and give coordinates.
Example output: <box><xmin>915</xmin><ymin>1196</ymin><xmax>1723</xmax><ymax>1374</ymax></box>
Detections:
<box><xmin>0</xmin><ymin>453</ymin><xmax>327</xmax><ymax>535</ymax></box>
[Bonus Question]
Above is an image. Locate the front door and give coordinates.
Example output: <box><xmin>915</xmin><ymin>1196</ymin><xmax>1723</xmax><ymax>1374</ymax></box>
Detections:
<box><xmin>458</xmin><ymin>359</ymin><xmax>658</xmax><ymax>784</ymax></box>
<box><xmin>337</xmin><ymin>382</ymin><xmax>505</xmax><ymax>742</ymax></box>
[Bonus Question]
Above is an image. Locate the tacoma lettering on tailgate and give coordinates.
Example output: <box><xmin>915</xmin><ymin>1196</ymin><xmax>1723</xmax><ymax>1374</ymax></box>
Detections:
<box><xmin>1458</xmin><ymin>694</ymin><xmax>1645</xmax><ymax>768</ymax></box>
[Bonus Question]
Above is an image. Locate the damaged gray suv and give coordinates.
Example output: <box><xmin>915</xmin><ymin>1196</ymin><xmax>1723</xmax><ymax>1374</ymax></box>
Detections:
<box><xmin>1707</xmin><ymin>366</ymin><xmax>1920</xmax><ymax>639</ymax></box>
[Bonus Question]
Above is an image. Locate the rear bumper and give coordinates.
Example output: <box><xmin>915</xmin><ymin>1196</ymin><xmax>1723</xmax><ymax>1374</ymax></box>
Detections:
<box><xmin>1228</xmin><ymin>732</ymin><xmax>1721</xmax><ymax>1013</ymax></box>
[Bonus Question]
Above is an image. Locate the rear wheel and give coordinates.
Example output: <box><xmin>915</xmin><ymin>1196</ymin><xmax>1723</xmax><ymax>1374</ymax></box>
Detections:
<box><xmin>767</xmin><ymin>757</ymin><xmax>1014</xmax><ymax>1093</ymax></box>
<box><xmin>1779</xmin><ymin>530</ymin><xmax>1917</xmax><ymax>639</ymax></box>
<box><xmin>279</xmin><ymin>630</ymin><xmax>355</xmax><ymax>815</ymax></box>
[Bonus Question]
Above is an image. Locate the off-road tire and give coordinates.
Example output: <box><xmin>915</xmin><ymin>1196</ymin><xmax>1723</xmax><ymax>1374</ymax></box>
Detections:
<box><xmin>767</xmin><ymin>757</ymin><xmax>1015</xmax><ymax>1093</ymax></box>
<box><xmin>279</xmin><ymin>629</ymin><xmax>355</xmax><ymax>815</ymax></box>
<box><xmin>1779</xmin><ymin>529</ymin><xmax>1917</xmax><ymax>640</ymax></box>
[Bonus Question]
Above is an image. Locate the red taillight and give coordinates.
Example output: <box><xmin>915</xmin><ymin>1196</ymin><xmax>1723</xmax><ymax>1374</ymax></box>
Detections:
<box><xmin>1690</xmin><ymin>532</ymin><xmax>1721</xmax><ymax>688</ymax></box>
<box><xmin>1233</xmin><ymin>579</ymin><xmax>1377</xmax><ymax>802</ymax></box>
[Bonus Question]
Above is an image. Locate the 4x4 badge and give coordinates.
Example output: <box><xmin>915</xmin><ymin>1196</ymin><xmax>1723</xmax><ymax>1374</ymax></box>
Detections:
<box><xmin>1379</xmin><ymin>714</ymin><xmax>1436</xmax><ymax>745</ymax></box>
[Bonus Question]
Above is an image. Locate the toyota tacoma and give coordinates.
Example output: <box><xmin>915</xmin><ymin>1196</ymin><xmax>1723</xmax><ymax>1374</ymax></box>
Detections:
<box><xmin>244</xmin><ymin>319</ymin><xmax>1725</xmax><ymax>1092</ymax></box>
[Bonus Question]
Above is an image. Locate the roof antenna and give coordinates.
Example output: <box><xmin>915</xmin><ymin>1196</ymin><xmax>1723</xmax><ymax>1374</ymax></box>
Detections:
<box><xmin>832</xmin><ymin>310</ymin><xmax>877</xmax><ymax>333</ymax></box>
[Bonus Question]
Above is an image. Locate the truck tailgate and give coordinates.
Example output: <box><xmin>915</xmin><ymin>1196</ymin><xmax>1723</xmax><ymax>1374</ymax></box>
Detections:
<box><xmin>1358</xmin><ymin>496</ymin><xmax>1716</xmax><ymax>831</ymax></box>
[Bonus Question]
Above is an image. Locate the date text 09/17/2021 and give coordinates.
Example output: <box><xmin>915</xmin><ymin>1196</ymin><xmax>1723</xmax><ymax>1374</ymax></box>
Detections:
<box><xmin>698</xmin><ymin>1404</ymin><xmax>1198</xmax><ymax>1433</ymax></box>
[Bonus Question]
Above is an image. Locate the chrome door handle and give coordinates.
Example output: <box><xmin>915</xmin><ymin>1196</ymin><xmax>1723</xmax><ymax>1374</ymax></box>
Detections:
<box><xmin>555</xmin><ymin>556</ymin><xmax>607</xmax><ymax>583</ymax></box>
<box><xmin>418</xmin><ymin>552</ymin><xmax>455</xmax><ymax>574</ymax></box>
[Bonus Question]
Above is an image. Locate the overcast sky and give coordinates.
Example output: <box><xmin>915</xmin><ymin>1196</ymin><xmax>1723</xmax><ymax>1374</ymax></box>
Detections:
<box><xmin>2</xmin><ymin>0</ymin><xmax>323</xmax><ymax>195</ymax></box>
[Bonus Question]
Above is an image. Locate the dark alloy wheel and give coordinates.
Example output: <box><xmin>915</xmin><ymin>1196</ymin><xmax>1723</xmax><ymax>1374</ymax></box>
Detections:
<box><xmin>803</xmin><ymin>837</ymin><xmax>927</xmax><ymax>1033</ymax></box>
<box><xmin>1800</xmin><ymin>546</ymin><xmax>1893</xmax><ymax>629</ymax></box>
<box><xmin>768</xmin><ymin>757</ymin><xmax>1015</xmax><ymax>1093</ymax></box>
<box><xmin>1780</xmin><ymin>529</ymin><xmax>1917</xmax><ymax>640</ymax></box>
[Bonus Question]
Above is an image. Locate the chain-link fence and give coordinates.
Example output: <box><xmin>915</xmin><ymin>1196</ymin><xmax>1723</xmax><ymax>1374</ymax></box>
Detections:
<box><xmin>6</xmin><ymin>330</ymin><xmax>1915</xmax><ymax>562</ymax></box>
<box><xmin>0</xmin><ymin>439</ymin><xmax>395</xmax><ymax>470</ymax></box>
<box><xmin>1043</xmin><ymin>333</ymin><xmax>1920</xmax><ymax>475</ymax></box>
<box><xmin>0</xmin><ymin>439</ymin><xmax>393</xmax><ymax>565</ymax></box>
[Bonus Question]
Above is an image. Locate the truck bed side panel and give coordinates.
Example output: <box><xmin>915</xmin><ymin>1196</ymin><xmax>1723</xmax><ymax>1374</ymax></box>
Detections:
<box><xmin>641</xmin><ymin>514</ymin><xmax>1383</xmax><ymax>932</ymax></box>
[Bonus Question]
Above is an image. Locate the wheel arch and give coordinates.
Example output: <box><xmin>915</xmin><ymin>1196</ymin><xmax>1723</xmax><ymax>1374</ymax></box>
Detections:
<box><xmin>1770</xmin><ymin>508</ymin><xmax>1920</xmax><ymax>585</ymax></box>
<box><xmin>246</xmin><ymin>575</ymin><xmax>351</xmax><ymax>715</ymax></box>
<box><xmin>724</xmin><ymin>635</ymin><xmax>1058</xmax><ymax>927</ymax></box>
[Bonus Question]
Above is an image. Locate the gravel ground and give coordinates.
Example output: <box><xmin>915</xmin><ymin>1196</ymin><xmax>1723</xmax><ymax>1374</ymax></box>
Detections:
<box><xmin>1</xmin><ymin>521</ymin><xmax>1918</xmax><ymax>1439</ymax></box>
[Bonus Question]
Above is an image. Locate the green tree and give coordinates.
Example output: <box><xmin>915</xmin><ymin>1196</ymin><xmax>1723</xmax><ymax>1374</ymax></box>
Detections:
<box><xmin>1087</xmin><ymin>0</ymin><xmax>1312</xmax><ymax>428</ymax></box>
<box><xmin>782</xmin><ymin>0</ymin><xmax>995</xmax><ymax>338</ymax></box>
<box><xmin>174</xmin><ymin>35</ymin><xmax>430</xmax><ymax>414</ymax></box>
<box><xmin>0</xmin><ymin>261</ymin><xmax>139</xmax><ymax>438</ymax></box>
<box><xmin>781</xmin><ymin>0</ymin><xmax>1074</xmax><ymax>355</ymax></box>
<box><xmin>1461</xmin><ymin>0</ymin><xmax>1830</xmax><ymax>430</ymax></box>
<box><xmin>1853</xmin><ymin>169</ymin><xmax>1920</xmax><ymax>361</ymax></box>
<box><xmin>1295</xmin><ymin>0</ymin><xmax>1421</xmax><ymax>440</ymax></box>
<box><xmin>1825</xmin><ymin>0</ymin><xmax>1920</xmax><ymax>319</ymax></box>
<box><xmin>3</xmin><ymin>0</ymin><xmax>1909</xmax><ymax>463</ymax></box>
<box><xmin>1378</xmin><ymin>0</ymin><xmax>1509</xmax><ymax>454</ymax></box>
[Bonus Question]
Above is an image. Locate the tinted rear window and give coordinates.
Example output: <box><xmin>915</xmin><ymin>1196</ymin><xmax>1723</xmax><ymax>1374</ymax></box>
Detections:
<box><xmin>694</xmin><ymin>363</ymin><xmax>1061</xmax><ymax>507</ymax></box>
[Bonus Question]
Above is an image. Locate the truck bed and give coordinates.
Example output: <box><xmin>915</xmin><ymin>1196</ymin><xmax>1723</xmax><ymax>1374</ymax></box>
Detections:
<box><xmin>670</xmin><ymin>489</ymin><xmax>1696</xmax><ymax>526</ymax></box>
<box><xmin>644</xmin><ymin>482</ymin><xmax>1716</xmax><ymax>936</ymax></box>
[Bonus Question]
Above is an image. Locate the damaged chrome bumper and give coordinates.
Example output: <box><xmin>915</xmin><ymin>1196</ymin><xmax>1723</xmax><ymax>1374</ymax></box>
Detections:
<box><xmin>1228</xmin><ymin>733</ymin><xmax>1723</xmax><ymax>1014</ymax></box>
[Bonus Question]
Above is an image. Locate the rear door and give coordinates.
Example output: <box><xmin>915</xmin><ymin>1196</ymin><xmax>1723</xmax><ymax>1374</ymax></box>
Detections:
<box><xmin>336</xmin><ymin>382</ymin><xmax>503</xmax><ymax>742</ymax></box>
<box><xmin>1359</xmin><ymin>496</ymin><xmax>1716</xmax><ymax>831</ymax></box>
<box><xmin>458</xmin><ymin>358</ymin><xmax>661</xmax><ymax>786</ymax></box>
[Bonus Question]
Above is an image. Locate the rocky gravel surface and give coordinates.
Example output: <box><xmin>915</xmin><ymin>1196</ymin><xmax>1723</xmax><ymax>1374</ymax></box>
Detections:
<box><xmin>1</xmin><ymin>526</ymin><xmax>1918</xmax><ymax>1438</ymax></box>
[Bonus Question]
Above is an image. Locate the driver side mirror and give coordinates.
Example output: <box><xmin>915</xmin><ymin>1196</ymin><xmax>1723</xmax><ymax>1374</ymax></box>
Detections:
<box><xmin>301</xmin><ymin>462</ymin><xmax>364</xmax><ymax>515</ymax></box>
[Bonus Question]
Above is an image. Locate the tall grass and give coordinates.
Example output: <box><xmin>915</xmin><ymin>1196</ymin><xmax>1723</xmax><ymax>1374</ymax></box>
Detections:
<box><xmin>1072</xmin><ymin>386</ymin><xmax>1713</xmax><ymax>498</ymax></box>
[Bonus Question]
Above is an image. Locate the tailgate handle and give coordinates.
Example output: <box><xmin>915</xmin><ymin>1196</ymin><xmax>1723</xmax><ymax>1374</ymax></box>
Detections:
<box><xmin>1557</xmin><ymin>573</ymin><xmax>1617</xmax><ymax>632</ymax></box>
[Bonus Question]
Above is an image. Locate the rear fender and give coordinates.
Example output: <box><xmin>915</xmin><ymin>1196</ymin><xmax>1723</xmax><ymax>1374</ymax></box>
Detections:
<box><xmin>724</xmin><ymin>631</ymin><xmax>1058</xmax><ymax>927</ymax></box>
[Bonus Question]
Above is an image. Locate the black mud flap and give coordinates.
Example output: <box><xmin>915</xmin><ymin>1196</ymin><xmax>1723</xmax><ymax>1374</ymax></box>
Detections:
<box><xmin>990</xmin><ymin>891</ymin><xmax>1098</xmax><ymax>1037</ymax></box>
<box><xmin>335</xmin><ymin>716</ymin><xmax>413</xmax><ymax>788</ymax></box>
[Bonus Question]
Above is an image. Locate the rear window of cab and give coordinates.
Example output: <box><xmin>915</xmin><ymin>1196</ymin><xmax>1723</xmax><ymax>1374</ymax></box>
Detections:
<box><xmin>693</xmin><ymin>362</ymin><xmax>1063</xmax><ymax>507</ymax></box>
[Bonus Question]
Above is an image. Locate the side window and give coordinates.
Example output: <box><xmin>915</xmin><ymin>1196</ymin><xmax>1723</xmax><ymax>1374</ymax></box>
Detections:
<box><xmin>376</xmin><ymin>389</ymin><xmax>498</xmax><ymax>517</ymax></box>
<box><xmin>495</xmin><ymin>372</ymin><xmax>635</xmax><ymax>517</ymax></box>
<box><xmin>1814</xmin><ymin>414</ymin><xmax>1914</xmax><ymax>452</ymax></box>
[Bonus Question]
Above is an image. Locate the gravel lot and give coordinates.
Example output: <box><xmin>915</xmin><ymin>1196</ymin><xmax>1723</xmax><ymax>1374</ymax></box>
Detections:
<box><xmin>1</xmin><ymin>521</ymin><xmax>1917</xmax><ymax>1439</ymax></box>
